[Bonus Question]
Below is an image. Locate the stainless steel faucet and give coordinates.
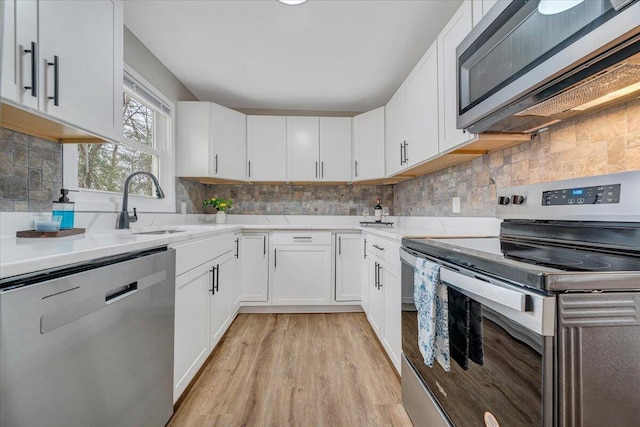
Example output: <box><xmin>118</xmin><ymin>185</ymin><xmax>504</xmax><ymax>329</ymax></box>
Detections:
<box><xmin>117</xmin><ymin>171</ymin><xmax>165</xmax><ymax>229</ymax></box>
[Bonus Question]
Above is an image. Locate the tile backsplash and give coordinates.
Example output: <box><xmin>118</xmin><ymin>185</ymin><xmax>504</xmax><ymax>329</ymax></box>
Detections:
<box><xmin>178</xmin><ymin>180</ymin><xmax>394</xmax><ymax>216</ymax></box>
<box><xmin>394</xmin><ymin>97</ymin><xmax>640</xmax><ymax>217</ymax></box>
<box><xmin>0</xmin><ymin>128</ymin><xmax>63</xmax><ymax>212</ymax></box>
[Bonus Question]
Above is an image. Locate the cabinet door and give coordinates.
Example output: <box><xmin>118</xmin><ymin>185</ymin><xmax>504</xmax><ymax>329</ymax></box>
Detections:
<box><xmin>241</xmin><ymin>234</ymin><xmax>269</xmax><ymax>302</ymax></box>
<box><xmin>272</xmin><ymin>245</ymin><xmax>331</xmax><ymax>305</ymax></box>
<box><xmin>210</xmin><ymin>252</ymin><xmax>234</xmax><ymax>349</ymax></box>
<box><xmin>230</xmin><ymin>234</ymin><xmax>243</xmax><ymax>312</ymax></box>
<box><xmin>353</xmin><ymin>107</ymin><xmax>385</xmax><ymax>181</ymax></box>
<box><xmin>174</xmin><ymin>262</ymin><xmax>212</xmax><ymax>403</ymax></box>
<box><xmin>438</xmin><ymin>0</ymin><xmax>474</xmax><ymax>153</ymax></box>
<box><xmin>360</xmin><ymin>237</ymin><xmax>370</xmax><ymax>313</ymax></box>
<box><xmin>382</xmin><ymin>264</ymin><xmax>401</xmax><ymax>373</ymax></box>
<box><xmin>319</xmin><ymin>117</ymin><xmax>352</xmax><ymax>181</ymax></box>
<box><xmin>176</xmin><ymin>101</ymin><xmax>211</xmax><ymax>177</ymax></box>
<box><xmin>1</xmin><ymin>0</ymin><xmax>38</xmax><ymax>109</ymax></box>
<box><xmin>212</xmin><ymin>103</ymin><xmax>246</xmax><ymax>180</ymax></box>
<box><xmin>385</xmin><ymin>84</ymin><xmax>406</xmax><ymax>176</ymax></box>
<box><xmin>287</xmin><ymin>116</ymin><xmax>319</xmax><ymax>181</ymax></box>
<box><xmin>335</xmin><ymin>234</ymin><xmax>362</xmax><ymax>301</ymax></box>
<box><xmin>406</xmin><ymin>42</ymin><xmax>439</xmax><ymax>167</ymax></box>
<box><xmin>247</xmin><ymin>116</ymin><xmax>287</xmax><ymax>181</ymax></box>
<box><xmin>38</xmin><ymin>0</ymin><xmax>122</xmax><ymax>142</ymax></box>
<box><xmin>368</xmin><ymin>258</ymin><xmax>384</xmax><ymax>338</ymax></box>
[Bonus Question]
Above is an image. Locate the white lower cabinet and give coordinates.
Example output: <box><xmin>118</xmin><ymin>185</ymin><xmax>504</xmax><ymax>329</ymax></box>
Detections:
<box><xmin>171</xmin><ymin>234</ymin><xmax>236</xmax><ymax>403</ymax></box>
<box><xmin>241</xmin><ymin>233</ymin><xmax>269</xmax><ymax>302</ymax></box>
<box><xmin>382</xmin><ymin>263</ymin><xmax>401</xmax><ymax>372</ymax></box>
<box><xmin>271</xmin><ymin>232</ymin><xmax>332</xmax><ymax>305</ymax></box>
<box><xmin>173</xmin><ymin>259</ymin><xmax>212</xmax><ymax>403</ymax></box>
<box><xmin>368</xmin><ymin>257</ymin><xmax>384</xmax><ymax>338</ymax></box>
<box><xmin>360</xmin><ymin>236</ymin><xmax>370</xmax><ymax>312</ymax></box>
<box><xmin>335</xmin><ymin>233</ymin><xmax>362</xmax><ymax>302</ymax></box>
<box><xmin>209</xmin><ymin>251</ymin><xmax>235</xmax><ymax>350</ymax></box>
<box><xmin>362</xmin><ymin>233</ymin><xmax>402</xmax><ymax>374</ymax></box>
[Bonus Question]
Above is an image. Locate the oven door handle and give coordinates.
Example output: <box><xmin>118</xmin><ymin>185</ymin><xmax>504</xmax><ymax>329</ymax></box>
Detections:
<box><xmin>440</xmin><ymin>268</ymin><xmax>527</xmax><ymax>312</ymax></box>
<box><xmin>401</xmin><ymin>247</ymin><xmax>527</xmax><ymax>311</ymax></box>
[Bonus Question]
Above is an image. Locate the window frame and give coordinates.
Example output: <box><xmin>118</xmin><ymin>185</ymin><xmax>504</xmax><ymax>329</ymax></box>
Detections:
<box><xmin>63</xmin><ymin>65</ymin><xmax>176</xmax><ymax>213</ymax></box>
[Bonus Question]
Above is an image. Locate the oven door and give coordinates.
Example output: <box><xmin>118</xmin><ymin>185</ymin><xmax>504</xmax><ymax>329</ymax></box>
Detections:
<box><xmin>400</xmin><ymin>247</ymin><xmax>555</xmax><ymax>427</ymax></box>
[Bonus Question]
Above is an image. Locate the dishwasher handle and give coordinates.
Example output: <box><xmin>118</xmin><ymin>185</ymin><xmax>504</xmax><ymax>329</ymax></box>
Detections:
<box><xmin>106</xmin><ymin>282</ymin><xmax>138</xmax><ymax>303</ymax></box>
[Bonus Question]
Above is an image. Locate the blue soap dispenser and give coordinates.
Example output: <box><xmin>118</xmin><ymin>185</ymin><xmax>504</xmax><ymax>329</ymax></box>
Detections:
<box><xmin>52</xmin><ymin>189</ymin><xmax>75</xmax><ymax>230</ymax></box>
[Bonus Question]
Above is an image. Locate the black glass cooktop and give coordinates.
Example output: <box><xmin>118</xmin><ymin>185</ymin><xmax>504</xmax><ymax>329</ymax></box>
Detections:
<box><xmin>402</xmin><ymin>235</ymin><xmax>640</xmax><ymax>292</ymax></box>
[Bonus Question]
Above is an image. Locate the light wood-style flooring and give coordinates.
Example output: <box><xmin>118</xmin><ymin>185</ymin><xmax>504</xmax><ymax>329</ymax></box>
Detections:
<box><xmin>169</xmin><ymin>313</ymin><xmax>412</xmax><ymax>426</ymax></box>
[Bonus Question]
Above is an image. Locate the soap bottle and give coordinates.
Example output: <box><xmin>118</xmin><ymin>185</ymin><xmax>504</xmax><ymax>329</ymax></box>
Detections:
<box><xmin>374</xmin><ymin>198</ymin><xmax>383</xmax><ymax>222</ymax></box>
<box><xmin>52</xmin><ymin>189</ymin><xmax>75</xmax><ymax>230</ymax></box>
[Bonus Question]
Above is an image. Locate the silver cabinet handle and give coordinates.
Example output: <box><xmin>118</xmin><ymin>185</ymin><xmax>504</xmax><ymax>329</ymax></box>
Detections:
<box><xmin>372</xmin><ymin>244</ymin><xmax>384</xmax><ymax>251</ymax></box>
<box><xmin>263</xmin><ymin>235</ymin><xmax>266</xmax><ymax>255</ymax></box>
<box><xmin>248</xmin><ymin>160</ymin><xmax>251</xmax><ymax>178</ymax></box>
<box><xmin>321</xmin><ymin>161</ymin><xmax>324</xmax><ymax>178</ymax></box>
<box><xmin>338</xmin><ymin>236</ymin><xmax>342</xmax><ymax>255</ymax></box>
<box><xmin>235</xmin><ymin>238</ymin><xmax>239</xmax><ymax>258</ymax></box>
<box><xmin>400</xmin><ymin>143</ymin><xmax>404</xmax><ymax>165</ymax></box>
<box><xmin>377</xmin><ymin>263</ymin><xmax>383</xmax><ymax>289</ymax></box>
<box><xmin>274</xmin><ymin>248</ymin><xmax>277</xmax><ymax>268</ymax></box>
<box><xmin>292</xmin><ymin>236</ymin><xmax>312</xmax><ymax>240</ymax></box>
<box><xmin>215</xmin><ymin>154</ymin><xmax>218</xmax><ymax>174</ymax></box>
<box><xmin>403</xmin><ymin>141</ymin><xmax>409</xmax><ymax>164</ymax></box>
<box><xmin>354</xmin><ymin>160</ymin><xmax>358</xmax><ymax>177</ymax></box>
<box><xmin>363</xmin><ymin>238</ymin><xmax>367</xmax><ymax>259</ymax></box>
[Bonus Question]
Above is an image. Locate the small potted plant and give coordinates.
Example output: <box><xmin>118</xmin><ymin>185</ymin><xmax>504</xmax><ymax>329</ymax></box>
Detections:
<box><xmin>202</xmin><ymin>197</ymin><xmax>233</xmax><ymax>224</ymax></box>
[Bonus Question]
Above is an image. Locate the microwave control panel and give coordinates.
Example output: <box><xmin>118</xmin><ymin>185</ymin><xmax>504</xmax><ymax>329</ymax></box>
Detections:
<box><xmin>542</xmin><ymin>184</ymin><xmax>621</xmax><ymax>206</ymax></box>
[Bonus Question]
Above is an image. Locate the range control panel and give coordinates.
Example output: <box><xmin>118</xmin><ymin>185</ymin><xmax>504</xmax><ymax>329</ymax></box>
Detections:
<box><xmin>542</xmin><ymin>184</ymin><xmax>621</xmax><ymax>206</ymax></box>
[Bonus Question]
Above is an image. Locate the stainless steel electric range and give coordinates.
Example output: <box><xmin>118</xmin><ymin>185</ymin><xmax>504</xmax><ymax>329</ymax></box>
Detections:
<box><xmin>400</xmin><ymin>171</ymin><xmax>640</xmax><ymax>427</ymax></box>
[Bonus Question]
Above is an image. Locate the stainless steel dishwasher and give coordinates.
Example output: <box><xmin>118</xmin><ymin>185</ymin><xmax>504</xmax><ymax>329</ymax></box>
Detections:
<box><xmin>0</xmin><ymin>246</ymin><xmax>176</xmax><ymax>427</ymax></box>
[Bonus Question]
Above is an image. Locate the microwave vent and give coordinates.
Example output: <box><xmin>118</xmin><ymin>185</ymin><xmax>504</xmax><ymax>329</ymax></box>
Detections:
<box><xmin>514</xmin><ymin>62</ymin><xmax>640</xmax><ymax>117</ymax></box>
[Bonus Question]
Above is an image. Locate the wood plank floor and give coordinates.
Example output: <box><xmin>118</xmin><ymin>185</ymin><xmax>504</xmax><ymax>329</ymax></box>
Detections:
<box><xmin>168</xmin><ymin>313</ymin><xmax>413</xmax><ymax>427</ymax></box>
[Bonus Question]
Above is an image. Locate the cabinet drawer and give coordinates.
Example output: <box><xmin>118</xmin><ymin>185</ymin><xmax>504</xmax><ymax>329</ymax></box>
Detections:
<box><xmin>367</xmin><ymin>235</ymin><xmax>402</xmax><ymax>270</ymax></box>
<box><xmin>173</xmin><ymin>233</ymin><xmax>235</xmax><ymax>276</ymax></box>
<box><xmin>270</xmin><ymin>231</ymin><xmax>331</xmax><ymax>246</ymax></box>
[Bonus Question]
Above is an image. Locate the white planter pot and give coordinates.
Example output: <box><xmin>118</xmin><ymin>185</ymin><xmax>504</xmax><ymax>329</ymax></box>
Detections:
<box><xmin>216</xmin><ymin>211</ymin><xmax>227</xmax><ymax>224</ymax></box>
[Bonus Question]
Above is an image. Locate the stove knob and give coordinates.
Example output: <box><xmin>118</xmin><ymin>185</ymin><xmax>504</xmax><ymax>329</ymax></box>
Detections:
<box><xmin>511</xmin><ymin>195</ymin><xmax>525</xmax><ymax>205</ymax></box>
<box><xmin>497</xmin><ymin>196</ymin><xmax>510</xmax><ymax>205</ymax></box>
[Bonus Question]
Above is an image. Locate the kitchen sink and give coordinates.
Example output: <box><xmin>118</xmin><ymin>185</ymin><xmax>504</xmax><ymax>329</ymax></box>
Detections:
<box><xmin>133</xmin><ymin>229</ymin><xmax>185</xmax><ymax>235</ymax></box>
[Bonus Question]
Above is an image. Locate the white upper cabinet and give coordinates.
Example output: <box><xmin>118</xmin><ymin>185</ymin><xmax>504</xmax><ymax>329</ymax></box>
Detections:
<box><xmin>247</xmin><ymin>115</ymin><xmax>287</xmax><ymax>182</ymax></box>
<box><xmin>438</xmin><ymin>0</ymin><xmax>474</xmax><ymax>153</ymax></box>
<box><xmin>405</xmin><ymin>41</ymin><xmax>439</xmax><ymax>167</ymax></box>
<box><xmin>353</xmin><ymin>107</ymin><xmax>385</xmax><ymax>181</ymax></box>
<box><xmin>287</xmin><ymin>116</ymin><xmax>319</xmax><ymax>181</ymax></box>
<box><xmin>176</xmin><ymin>101</ymin><xmax>212</xmax><ymax>177</ymax></box>
<box><xmin>176</xmin><ymin>102</ymin><xmax>247</xmax><ymax>180</ymax></box>
<box><xmin>319</xmin><ymin>117</ymin><xmax>352</xmax><ymax>181</ymax></box>
<box><xmin>385</xmin><ymin>83</ymin><xmax>407</xmax><ymax>176</ymax></box>
<box><xmin>2</xmin><ymin>0</ymin><xmax>123</xmax><ymax>142</ymax></box>
<box><xmin>211</xmin><ymin>103</ymin><xmax>246</xmax><ymax>181</ymax></box>
<box><xmin>287</xmin><ymin>116</ymin><xmax>352</xmax><ymax>182</ymax></box>
<box><xmin>1</xmin><ymin>0</ymin><xmax>38</xmax><ymax>110</ymax></box>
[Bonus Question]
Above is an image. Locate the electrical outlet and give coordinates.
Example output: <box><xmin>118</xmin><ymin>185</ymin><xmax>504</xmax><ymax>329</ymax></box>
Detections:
<box><xmin>452</xmin><ymin>197</ymin><xmax>461</xmax><ymax>214</ymax></box>
<box><xmin>181</xmin><ymin>202</ymin><xmax>187</xmax><ymax>215</ymax></box>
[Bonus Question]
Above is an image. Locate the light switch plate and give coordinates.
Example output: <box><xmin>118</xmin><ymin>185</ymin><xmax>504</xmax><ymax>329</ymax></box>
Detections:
<box><xmin>452</xmin><ymin>197</ymin><xmax>461</xmax><ymax>214</ymax></box>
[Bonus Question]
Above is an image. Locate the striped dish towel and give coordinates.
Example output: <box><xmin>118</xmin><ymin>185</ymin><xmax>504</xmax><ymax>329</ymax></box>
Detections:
<box><xmin>414</xmin><ymin>258</ymin><xmax>450</xmax><ymax>371</ymax></box>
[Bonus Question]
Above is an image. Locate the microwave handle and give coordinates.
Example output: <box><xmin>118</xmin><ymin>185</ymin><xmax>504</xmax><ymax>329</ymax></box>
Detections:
<box><xmin>400</xmin><ymin>247</ymin><xmax>527</xmax><ymax>312</ymax></box>
<box><xmin>440</xmin><ymin>268</ymin><xmax>527</xmax><ymax>312</ymax></box>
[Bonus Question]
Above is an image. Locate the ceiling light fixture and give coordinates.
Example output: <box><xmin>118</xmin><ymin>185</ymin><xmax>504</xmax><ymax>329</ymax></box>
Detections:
<box><xmin>538</xmin><ymin>0</ymin><xmax>585</xmax><ymax>15</ymax></box>
<box><xmin>278</xmin><ymin>0</ymin><xmax>308</xmax><ymax>5</ymax></box>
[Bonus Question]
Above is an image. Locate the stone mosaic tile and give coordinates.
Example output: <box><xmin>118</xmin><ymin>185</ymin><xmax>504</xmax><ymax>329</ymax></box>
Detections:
<box><xmin>0</xmin><ymin>128</ymin><xmax>63</xmax><ymax>212</ymax></box>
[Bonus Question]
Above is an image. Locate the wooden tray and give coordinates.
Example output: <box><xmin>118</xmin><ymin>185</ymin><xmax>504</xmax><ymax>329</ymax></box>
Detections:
<box><xmin>16</xmin><ymin>228</ymin><xmax>86</xmax><ymax>238</ymax></box>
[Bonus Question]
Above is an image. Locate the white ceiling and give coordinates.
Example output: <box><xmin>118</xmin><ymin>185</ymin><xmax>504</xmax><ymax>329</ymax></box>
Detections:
<box><xmin>124</xmin><ymin>0</ymin><xmax>462</xmax><ymax>113</ymax></box>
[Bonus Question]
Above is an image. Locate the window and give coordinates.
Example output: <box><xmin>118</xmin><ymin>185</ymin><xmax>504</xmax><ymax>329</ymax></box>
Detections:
<box><xmin>64</xmin><ymin>66</ymin><xmax>175</xmax><ymax>212</ymax></box>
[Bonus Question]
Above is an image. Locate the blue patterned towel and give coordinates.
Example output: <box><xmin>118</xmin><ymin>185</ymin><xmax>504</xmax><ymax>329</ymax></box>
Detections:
<box><xmin>414</xmin><ymin>258</ymin><xmax>450</xmax><ymax>372</ymax></box>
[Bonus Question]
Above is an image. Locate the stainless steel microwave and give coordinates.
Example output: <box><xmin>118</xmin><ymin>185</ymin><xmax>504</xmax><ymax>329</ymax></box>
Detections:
<box><xmin>457</xmin><ymin>0</ymin><xmax>640</xmax><ymax>134</ymax></box>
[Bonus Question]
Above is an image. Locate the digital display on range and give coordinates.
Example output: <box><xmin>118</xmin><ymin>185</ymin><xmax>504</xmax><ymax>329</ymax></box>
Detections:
<box><xmin>542</xmin><ymin>184</ymin><xmax>621</xmax><ymax>206</ymax></box>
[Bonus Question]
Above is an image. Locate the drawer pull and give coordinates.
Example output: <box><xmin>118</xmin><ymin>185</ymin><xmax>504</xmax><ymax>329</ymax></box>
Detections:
<box><xmin>292</xmin><ymin>236</ymin><xmax>313</xmax><ymax>240</ymax></box>
<box><xmin>372</xmin><ymin>244</ymin><xmax>384</xmax><ymax>251</ymax></box>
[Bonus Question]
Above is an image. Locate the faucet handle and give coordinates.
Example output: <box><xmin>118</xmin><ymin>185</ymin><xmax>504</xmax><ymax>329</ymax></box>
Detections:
<box><xmin>129</xmin><ymin>207</ymin><xmax>138</xmax><ymax>223</ymax></box>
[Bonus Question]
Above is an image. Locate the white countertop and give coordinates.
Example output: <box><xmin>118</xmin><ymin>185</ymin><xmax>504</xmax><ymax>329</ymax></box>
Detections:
<box><xmin>0</xmin><ymin>215</ymin><xmax>500</xmax><ymax>280</ymax></box>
